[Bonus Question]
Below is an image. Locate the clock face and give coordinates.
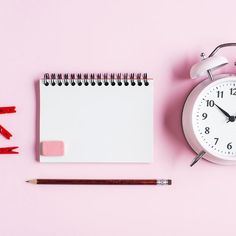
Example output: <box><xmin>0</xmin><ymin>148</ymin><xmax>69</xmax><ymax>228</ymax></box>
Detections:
<box><xmin>192</xmin><ymin>77</ymin><xmax>236</xmax><ymax>160</ymax></box>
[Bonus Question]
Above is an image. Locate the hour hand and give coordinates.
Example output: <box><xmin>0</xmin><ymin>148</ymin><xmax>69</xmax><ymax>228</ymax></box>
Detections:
<box><xmin>215</xmin><ymin>104</ymin><xmax>231</xmax><ymax>118</ymax></box>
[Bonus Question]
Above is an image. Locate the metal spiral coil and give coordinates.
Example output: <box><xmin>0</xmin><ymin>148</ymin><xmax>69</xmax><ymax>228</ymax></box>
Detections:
<box><xmin>43</xmin><ymin>73</ymin><xmax>149</xmax><ymax>86</ymax></box>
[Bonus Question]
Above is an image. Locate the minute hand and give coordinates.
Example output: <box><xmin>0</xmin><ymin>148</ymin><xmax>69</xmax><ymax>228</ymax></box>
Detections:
<box><xmin>215</xmin><ymin>104</ymin><xmax>231</xmax><ymax>118</ymax></box>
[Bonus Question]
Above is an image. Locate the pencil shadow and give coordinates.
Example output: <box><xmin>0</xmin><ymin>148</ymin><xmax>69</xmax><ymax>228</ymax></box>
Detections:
<box><xmin>34</xmin><ymin>80</ymin><xmax>40</xmax><ymax>161</ymax></box>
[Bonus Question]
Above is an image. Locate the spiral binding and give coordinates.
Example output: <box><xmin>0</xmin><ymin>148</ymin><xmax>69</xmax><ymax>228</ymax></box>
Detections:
<box><xmin>43</xmin><ymin>73</ymin><xmax>149</xmax><ymax>86</ymax></box>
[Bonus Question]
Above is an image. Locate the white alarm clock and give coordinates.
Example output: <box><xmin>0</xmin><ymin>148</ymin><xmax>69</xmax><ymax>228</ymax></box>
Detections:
<box><xmin>182</xmin><ymin>43</ymin><xmax>236</xmax><ymax>166</ymax></box>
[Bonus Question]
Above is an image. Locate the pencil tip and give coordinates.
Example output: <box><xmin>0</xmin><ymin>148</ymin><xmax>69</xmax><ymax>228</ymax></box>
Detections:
<box><xmin>26</xmin><ymin>179</ymin><xmax>37</xmax><ymax>184</ymax></box>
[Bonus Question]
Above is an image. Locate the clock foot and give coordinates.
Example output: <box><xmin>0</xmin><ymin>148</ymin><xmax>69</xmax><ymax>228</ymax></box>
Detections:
<box><xmin>190</xmin><ymin>151</ymin><xmax>206</xmax><ymax>167</ymax></box>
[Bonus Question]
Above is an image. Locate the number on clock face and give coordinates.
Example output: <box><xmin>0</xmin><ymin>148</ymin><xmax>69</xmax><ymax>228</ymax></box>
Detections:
<box><xmin>193</xmin><ymin>79</ymin><xmax>236</xmax><ymax>157</ymax></box>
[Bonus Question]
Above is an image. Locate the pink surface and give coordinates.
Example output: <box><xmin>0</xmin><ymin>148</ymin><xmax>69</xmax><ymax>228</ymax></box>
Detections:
<box><xmin>41</xmin><ymin>141</ymin><xmax>64</xmax><ymax>156</ymax></box>
<box><xmin>1</xmin><ymin>0</ymin><xmax>236</xmax><ymax>235</ymax></box>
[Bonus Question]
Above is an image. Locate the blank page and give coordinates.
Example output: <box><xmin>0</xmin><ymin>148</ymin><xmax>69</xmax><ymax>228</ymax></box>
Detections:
<box><xmin>39</xmin><ymin>77</ymin><xmax>153</xmax><ymax>163</ymax></box>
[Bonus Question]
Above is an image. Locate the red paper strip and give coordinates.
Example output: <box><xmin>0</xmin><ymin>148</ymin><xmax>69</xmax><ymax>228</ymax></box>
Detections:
<box><xmin>0</xmin><ymin>146</ymin><xmax>19</xmax><ymax>154</ymax></box>
<box><xmin>0</xmin><ymin>125</ymin><xmax>12</xmax><ymax>139</ymax></box>
<box><xmin>0</xmin><ymin>106</ymin><xmax>16</xmax><ymax>114</ymax></box>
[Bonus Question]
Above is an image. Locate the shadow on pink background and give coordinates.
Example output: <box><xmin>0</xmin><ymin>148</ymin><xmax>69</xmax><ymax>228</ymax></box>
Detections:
<box><xmin>162</xmin><ymin>57</ymin><xmax>201</xmax><ymax>157</ymax></box>
<box><xmin>1</xmin><ymin>0</ymin><xmax>236</xmax><ymax>236</ymax></box>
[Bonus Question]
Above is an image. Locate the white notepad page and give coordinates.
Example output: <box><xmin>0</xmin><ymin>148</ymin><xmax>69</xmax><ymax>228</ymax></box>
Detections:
<box><xmin>39</xmin><ymin>78</ymin><xmax>153</xmax><ymax>163</ymax></box>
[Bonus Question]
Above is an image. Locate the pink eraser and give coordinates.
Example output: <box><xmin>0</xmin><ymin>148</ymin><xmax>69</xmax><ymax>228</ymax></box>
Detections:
<box><xmin>41</xmin><ymin>141</ymin><xmax>64</xmax><ymax>156</ymax></box>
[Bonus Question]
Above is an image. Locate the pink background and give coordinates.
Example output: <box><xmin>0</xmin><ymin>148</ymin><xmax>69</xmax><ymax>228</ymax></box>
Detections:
<box><xmin>1</xmin><ymin>0</ymin><xmax>236</xmax><ymax>235</ymax></box>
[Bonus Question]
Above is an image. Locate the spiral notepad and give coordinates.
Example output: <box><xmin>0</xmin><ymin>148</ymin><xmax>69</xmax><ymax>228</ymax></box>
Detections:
<box><xmin>39</xmin><ymin>73</ymin><xmax>153</xmax><ymax>163</ymax></box>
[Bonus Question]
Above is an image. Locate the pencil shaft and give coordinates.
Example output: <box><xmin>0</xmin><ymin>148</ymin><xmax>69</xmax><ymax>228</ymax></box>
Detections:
<box><xmin>36</xmin><ymin>179</ymin><xmax>157</xmax><ymax>185</ymax></box>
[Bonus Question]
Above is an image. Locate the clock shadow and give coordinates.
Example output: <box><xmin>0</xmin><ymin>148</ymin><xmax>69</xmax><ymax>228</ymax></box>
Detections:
<box><xmin>162</xmin><ymin>57</ymin><xmax>202</xmax><ymax>159</ymax></box>
<box><xmin>162</xmin><ymin>53</ymin><xmax>236</xmax><ymax>164</ymax></box>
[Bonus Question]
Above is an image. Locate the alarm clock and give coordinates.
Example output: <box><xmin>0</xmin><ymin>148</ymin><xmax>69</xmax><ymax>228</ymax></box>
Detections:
<box><xmin>182</xmin><ymin>43</ymin><xmax>236</xmax><ymax>166</ymax></box>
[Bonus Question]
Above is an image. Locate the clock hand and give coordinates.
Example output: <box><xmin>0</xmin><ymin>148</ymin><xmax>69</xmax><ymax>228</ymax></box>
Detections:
<box><xmin>215</xmin><ymin>104</ymin><xmax>231</xmax><ymax>118</ymax></box>
<box><xmin>227</xmin><ymin>116</ymin><xmax>236</xmax><ymax>122</ymax></box>
<box><xmin>214</xmin><ymin>104</ymin><xmax>236</xmax><ymax>122</ymax></box>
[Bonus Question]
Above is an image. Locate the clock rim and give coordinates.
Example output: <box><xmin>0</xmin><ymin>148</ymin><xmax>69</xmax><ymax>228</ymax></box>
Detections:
<box><xmin>182</xmin><ymin>74</ymin><xmax>236</xmax><ymax>165</ymax></box>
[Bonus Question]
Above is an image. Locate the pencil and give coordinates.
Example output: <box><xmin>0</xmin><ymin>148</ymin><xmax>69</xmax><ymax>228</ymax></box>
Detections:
<box><xmin>26</xmin><ymin>179</ymin><xmax>172</xmax><ymax>185</ymax></box>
